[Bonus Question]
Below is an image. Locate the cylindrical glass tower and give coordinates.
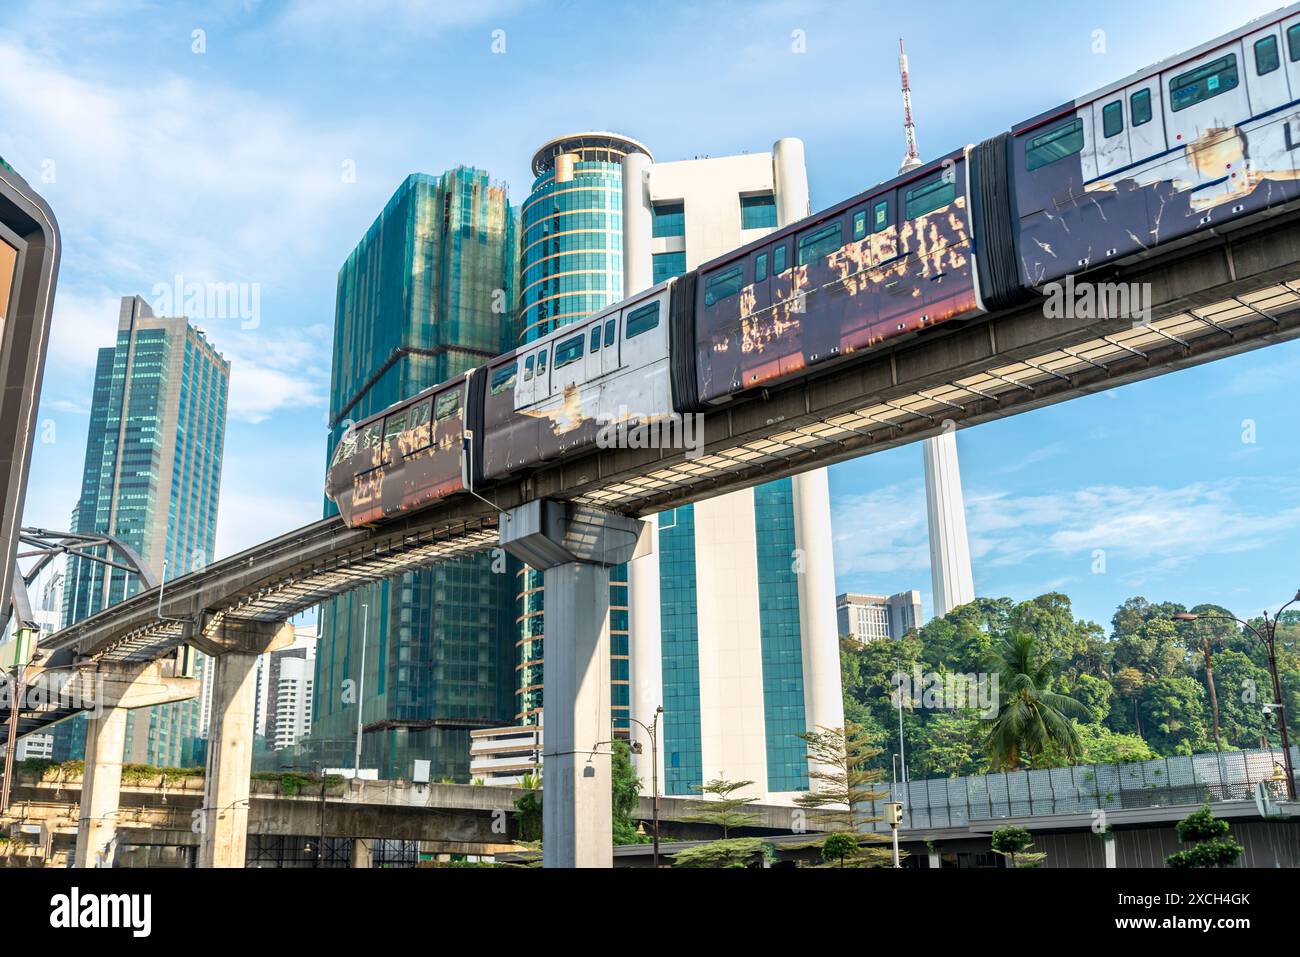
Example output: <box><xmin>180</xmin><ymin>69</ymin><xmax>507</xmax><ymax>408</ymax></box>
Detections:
<box><xmin>515</xmin><ymin>133</ymin><xmax>650</xmax><ymax>736</ymax></box>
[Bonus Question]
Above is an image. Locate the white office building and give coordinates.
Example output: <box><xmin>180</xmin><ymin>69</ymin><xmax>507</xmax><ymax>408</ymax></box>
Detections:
<box><xmin>836</xmin><ymin>591</ymin><xmax>923</xmax><ymax>643</ymax></box>
<box><xmin>622</xmin><ymin>139</ymin><xmax>844</xmax><ymax>804</ymax></box>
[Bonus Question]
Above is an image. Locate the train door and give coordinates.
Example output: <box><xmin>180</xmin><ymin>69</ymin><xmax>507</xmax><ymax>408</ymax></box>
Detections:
<box><xmin>584</xmin><ymin>320</ymin><xmax>603</xmax><ymax>384</ymax></box>
<box><xmin>1093</xmin><ymin>95</ymin><xmax>1131</xmax><ymax>176</ymax></box>
<box><xmin>750</xmin><ymin>246</ymin><xmax>772</xmax><ymax>323</ymax></box>
<box><xmin>1125</xmin><ymin>78</ymin><xmax>1166</xmax><ymax>162</ymax></box>
<box><xmin>601</xmin><ymin>314</ymin><xmax>619</xmax><ymax>377</ymax></box>
<box><xmin>516</xmin><ymin>347</ymin><xmax>538</xmax><ymax>406</ymax></box>
<box><xmin>620</xmin><ymin>294</ymin><xmax>667</xmax><ymax>398</ymax></box>
<box><xmin>1243</xmin><ymin>25</ymin><xmax>1291</xmax><ymax>116</ymax></box>
<box><xmin>1282</xmin><ymin>17</ymin><xmax>1300</xmax><ymax>104</ymax></box>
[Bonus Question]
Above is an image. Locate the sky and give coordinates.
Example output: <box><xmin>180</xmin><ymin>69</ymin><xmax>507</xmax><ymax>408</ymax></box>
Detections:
<box><xmin>3</xmin><ymin>0</ymin><xmax>1298</xmax><ymax>632</ymax></box>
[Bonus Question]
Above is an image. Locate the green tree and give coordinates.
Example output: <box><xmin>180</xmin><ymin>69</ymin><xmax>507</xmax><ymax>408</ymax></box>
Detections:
<box><xmin>513</xmin><ymin>771</ymin><xmax>542</xmax><ymax>844</ymax></box>
<box><xmin>985</xmin><ymin>632</ymin><xmax>1090</xmax><ymax>770</ymax></box>
<box><xmin>611</xmin><ymin>740</ymin><xmax>648</xmax><ymax>845</ymax></box>
<box><xmin>795</xmin><ymin>722</ymin><xmax>893</xmax><ymax>866</ymax></box>
<box><xmin>671</xmin><ymin>838</ymin><xmax>768</xmax><ymax>868</ymax></box>
<box><xmin>682</xmin><ymin>778</ymin><xmax>761</xmax><ymax>838</ymax></box>
<box><xmin>821</xmin><ymin>832</ymin><xmax>859</xmax><ymax>868</ymax></box>
<box><xmin>991</xmin><ymin>825</ymin><xmax>1045</xmax><ymax>867</ymax></box>
<box><xmin>1166</xmin><ymin>805</ymin><xmax>1242</xmax><ymax>868</ymax></box>
<box><xmin>1138</xmin><ymin>675</ymin><xmax>1209</xmax><ymax>756</ymax></box>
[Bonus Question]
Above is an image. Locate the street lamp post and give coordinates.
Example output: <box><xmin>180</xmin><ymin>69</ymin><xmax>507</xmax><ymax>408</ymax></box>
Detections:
<box><xmin>353</xmin><ymin>603</ymin><xmax>368</xmax><ymax>778</ymax></box>
<box><xmin>1173</xmin><ymin>591</ymin><xmax>1299</xmax><ymax>801</ymax></box>
<box><xmin>629</xmin><ymin>705</ymin><xmax>663</xmax><ymax>868</ymax></box>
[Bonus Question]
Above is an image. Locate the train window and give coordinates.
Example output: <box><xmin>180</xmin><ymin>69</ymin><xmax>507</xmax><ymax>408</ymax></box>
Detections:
<box><xmin>330</xmin><ymin>429</ymin><xmax>356</xmax><ymax>468</ymax></box>
<box><xmin>755</xmin><ymin>252</ymin><xmax>768</xmax><ymax>282</ymax></box>
<box><xmin>872</xmin><ymin>200</ymin><xmax>890</xmax><ymax>232</ymax></box>
<box><xmin>435</xmin><ymin>392</ymin><xmax>460</xmax><ymax>421</ymax></box>
<box><xmin>1255</xmin><ymin>35</ymin><xmax>1280</xmax><ymax>75</ymax></box>
<box><xmin>359</xmin><ymin>421</ymin><xmax>382</xmax><ymax>451</ymax></box>
<box><xmin>704</xmin><ymin>265</ymin><xmax>745</xmax><ymax>306</ymax></box>
<box><xmin>604</xmin><ymin>318</ymin><xmax>615</xmax><ymax>347</ymax></box>
<box><xmin>1102</xmin><ymin>101</ymin><xmax>1123</xmax><ymax>138</ymax></box>
<box><xmin>1169</xmin><ymin>54</ymin><xmax>1238</xmax><ymax>112</ymax></box>
<box><xmin>554</xmin><ymin>334</ymin><xmax>585</xmax><ymax>369</ymax></box>
<box><xmin>1290</xmin><ymin>23</ymin><xmax>1300</xmax><ymax>61</ymax></box>
<box><xmin>523</xmin><ymin>355</ymin><xmax>534</xmax><ymax>381</ymax></box>
<box><xmin>384</xmin><ymin>413</ymin><xmax>406</xmax><ymax>458</ymax></box>
<box><xmin>1025</xmin><ymin>117</ymin><xmax>1084</xmax><ymax>170</ymax></box>
<box><xmin>490</xmin><ymin>364</ymin><xmax>517</xmax><ymax>395</ymax></box>
<box><xmin>590</xmin><ymin>328</ymin><xmax>601</xmax><ymax>353</ymax></box>
<box><xmin>797</xmin><ymin>221</ymin><xmax>843</xmax><ymax>266</ymax></box>
<box><xmin>1130</xmin><ymin>89</ymin><xmax>1152</xmax><ymax>126</ymax></box>
<box><xmin>853</xmin><ymin>210</ymin><xmax>867</xmax><ymax>240</ymax></box>
<box><xmin>408</xmin><ymin>398</ymin><xmax>432</xmax><ymax>448</ymax></box>
<box><xmin>537</xmin><ymin>349</ymin><xmax>548</xmax><ymax>375</ymax></box>
<box><xmin>626</xmin><ymin>301</ymin><xmax>660</xmax><ymax>338</ymax></box>
<box><xmin>773</xmin><ymin>244</ymin><xmax>788</xmax><ymax>273</ymax></box>
<box><xmin>904</xmin><ymin>176</ymin><xmax>956</xmax><ymax>219</ymax></box>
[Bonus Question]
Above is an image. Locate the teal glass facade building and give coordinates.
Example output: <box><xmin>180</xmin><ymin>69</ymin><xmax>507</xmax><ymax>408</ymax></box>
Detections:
<box><xmin>312</xmin><ymin>168</ymin><xmax>519</xmax><ymax>780</ymax></box>
<box><xmin>56</xmin><ymin>295</ymin><xmax>228</xmax><ymax>767</ymax></box>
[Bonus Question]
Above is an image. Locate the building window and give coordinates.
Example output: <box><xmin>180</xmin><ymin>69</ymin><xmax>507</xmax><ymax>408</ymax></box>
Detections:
<box><xmin>740</xmin><ymin>193</ymin><xmax>777</xmax><ymax>230</ymax></box>
<box><xmin>652</xmin><ymin>251</ymin><xmax>686</xmax><ymax>283</ymax></box>
<box><xmin>652</xmin><ymin>202</ymin><xmax>685</xmax><ymax>238</ymax></box>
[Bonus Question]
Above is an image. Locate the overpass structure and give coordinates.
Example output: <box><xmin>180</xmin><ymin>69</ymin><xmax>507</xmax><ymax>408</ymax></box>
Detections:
<box><xmin>13</xmin><ymin>193</ymin><xmax>1300</xmax><ymax>868</ymax></box>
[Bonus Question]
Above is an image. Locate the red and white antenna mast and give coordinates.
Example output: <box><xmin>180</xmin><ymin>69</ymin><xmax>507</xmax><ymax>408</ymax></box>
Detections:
<box><xmin>897</xmin><ymin>37</ymin><xmax>923</xmax><ymax>174</ymax></box>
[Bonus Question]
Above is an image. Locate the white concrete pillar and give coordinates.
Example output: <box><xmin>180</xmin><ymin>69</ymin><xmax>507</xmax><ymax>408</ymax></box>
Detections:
<box><xmin>792</xmin><ymin>467</ymin><xmax>845</xmax><ymax>739</ymax></box>
<box><xmin>542</xmin><ymin>561</ymin><xmax>613</xmax><ymax>868</ymax></box>
<box><xmin>199</xmin><ymin>650</ymin><xmax>258</xmax><ymax>868</ymax></box>
<box><xmin>353</xmin><ymin>838</ymin><xmax>373</xmax><ymax>869</ymax></box>
<box><xmin>621</xmin><ymin>150</ymin><xmax>654</xmax><ymax>297</ymax></box>
<box><xmin>923</xmin><ymin>430</ymin><xmax>975</xmax><ymax>616</ymax></box>
<box><xmin>628</xmin><ymin>512</ymin><xmax>663</xmax><ymax>793</ymax></box>
<box><xmin>74</xmin><ymin>705</ymin><xmax>128</xmax><ymax>867</ymax></box>
<box><xmin>773</xmin><ymin>137</ymin><xmax>810</xmax><ymax>226</ymax></box>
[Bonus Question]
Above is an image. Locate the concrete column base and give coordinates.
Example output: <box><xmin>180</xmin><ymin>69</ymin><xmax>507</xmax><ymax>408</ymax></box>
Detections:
<box><xmin>199</xmin><ymin>650</ymin><xmax>258</xmax><ymax>868</ymax></box>
<box><xmin>353</xmin><ymin>838</ymin><xmax>373</xmax><ymax>869</ymax></box>
<box><xmin>73</xmin><ymin>706</ymin><xmax>128</xmax><ymax>867</ymax></box>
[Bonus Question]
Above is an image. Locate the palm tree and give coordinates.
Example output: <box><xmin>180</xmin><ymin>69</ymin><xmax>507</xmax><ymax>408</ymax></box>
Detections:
<box><xmin>985</xmin><ymin>632</ymin><xmax>1091</xmax><ymax>770</ymax></box>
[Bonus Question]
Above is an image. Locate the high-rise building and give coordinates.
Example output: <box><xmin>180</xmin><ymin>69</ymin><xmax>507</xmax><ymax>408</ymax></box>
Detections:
<box><xmin>312</xmin><ymin>168</ymin><xmax>519</xmax><ymax>781</ymax></box>
<box><xmin>514</xmin><ymin>133</ymin><xmax>648</xmax><ymax>736</ymax></box>
<box><xmin>621</xmin><ymin>140</ymin><xmax>845</xmax><ymax>803</ymax></box>
<box><xmin>268</xmin><ymin>635</ymin><xmax>316</xmax><ymax>752</ymax></box>
<box><xmin>515</xmin><ymin>132</ymin><xmax>844</xmax><ymax>802</ymax></box>
<box><xmin>836</xmin><ymin>591</ymin><xmax>923</xmax><ymax>643</ymax></box>
<box><xmin>56</xmin><ymin>295</ymin><xmax>228</xmax><ymax>767</ymax></box>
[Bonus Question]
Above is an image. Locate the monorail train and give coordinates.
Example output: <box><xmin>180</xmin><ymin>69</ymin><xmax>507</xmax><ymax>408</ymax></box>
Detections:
<box><xmin>327</xmin><ymin>5</ymin><xmax>1300</xmax><ymax>527</ymax></box>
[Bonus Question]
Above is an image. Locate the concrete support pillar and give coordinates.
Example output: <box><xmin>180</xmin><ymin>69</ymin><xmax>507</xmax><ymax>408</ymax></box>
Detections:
<box><xmin>792</xmin><ymin>467</ymin><xmax>845</xmax><ymax>739</ymax></box>
<box><xmin>501</xmin><ymin>500</ymin><xmax>649</xmax><ymax>868</ymax></box>
<box><xmin>628</xmin><ymin>513</ymin><xmax>663</xmax><ymax>793</ymax></box>
<box><xmin>543</xmin><ymin>560</ymin><xmax>613</xmax><ymax>868</ymax></box>
<box><xmin>199</xmin><ymin>650</ymin><xmax>258</xmax><ymax>868</ymax></box>
<box><xmin>70</xmin><ymin>659</ymin><xmax>199</xmax><ymax>868</ymax></box>
<box><xmin>74</xmin><ymin>706</ymin><xmax>128</xmax><ymax>867</ymax></box>
<box><xmin>621</xmin><ymin>150</ymin><xmax>654</xmax><ymax>297</ymax></box>
<box><xmin>928</xmin><ymin>847</ymin><xmax>942</xmax><ymax>869</ymax></box>
<box><xmin>353</xmin><ymin>838</ymin><xmax>373</xmax><ymax>869</ymax></box>
<box><xmin>923</xmin><ymin>430</ymin><xmax>975</xmax><ymax>616</ymax></box>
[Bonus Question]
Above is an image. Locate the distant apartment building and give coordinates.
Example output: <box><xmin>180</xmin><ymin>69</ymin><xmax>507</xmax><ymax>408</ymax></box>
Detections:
<box><xmin>267</xmin><ymin>626</ymin><xmax>317</xmax><ymax>752</ymax></box>
<box><xmin>54</xmin><ymin>296</ymin><xmax>228</xmax><ymax>767</ymax></box>
<box><xmin>313</xmin><ymin>168</ymin><xmax>518</xmax><ymax>780</ymax></box>
<box><xmin>468</xmin><ymin>723</ymin><xmax>543</xmax><ymax>787</ymax></box>
<box><xmin>836</xmin><ymin>591</ymin><xmax>923</xmax><ymax>643</ymax></box>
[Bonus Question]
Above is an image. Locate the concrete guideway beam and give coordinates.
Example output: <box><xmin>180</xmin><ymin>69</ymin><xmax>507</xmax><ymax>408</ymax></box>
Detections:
<box><xmin>71</xmin><ymin>659</ymin><xmax>199</xmax><ymax>868</ymax></box>
<box><xmin>500</xmin><ymin>501</ymin><xmax>648</xmax><ymax>868</ymax></box>
<box><xmin>197</xmin><ymin>618</ymin><xmax>293</xmax><ymax>868</ymax></box>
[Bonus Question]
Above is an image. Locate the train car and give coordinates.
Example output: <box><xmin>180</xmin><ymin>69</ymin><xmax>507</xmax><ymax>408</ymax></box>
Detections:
<box><xmin>477</xmin><ymin>281</ymin><xmax>675</xmax><ymax>483</ymax></box>
<box><xmin>678</xmin><ymin>147</ymin><xmax>986</xmax><ymax>409</ymax></box>
<box><xmin>1013</xmin><ymin>4</ymin><xmax>1300</xmax><ymax>287</ymax></box>
<box><xmin>325</xmin><ymin>377</ymin><xmax>470</xmax><ymax>526</ymax></box>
